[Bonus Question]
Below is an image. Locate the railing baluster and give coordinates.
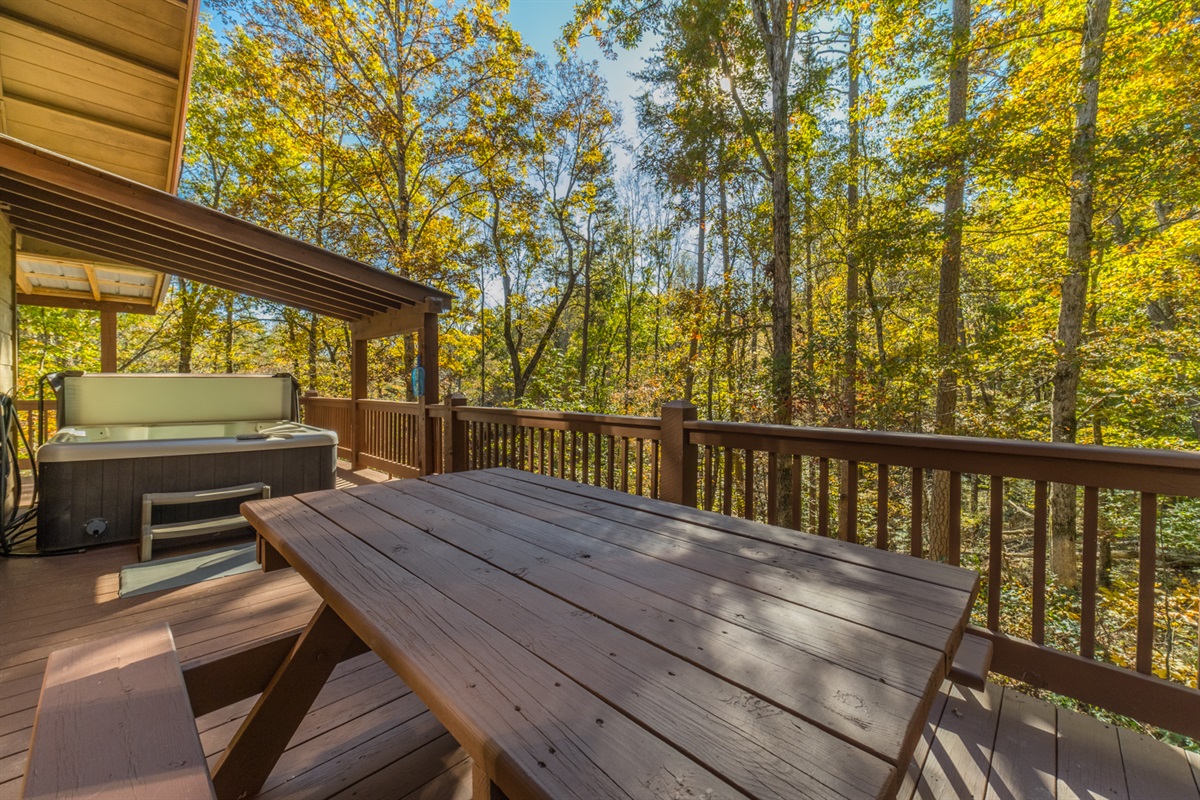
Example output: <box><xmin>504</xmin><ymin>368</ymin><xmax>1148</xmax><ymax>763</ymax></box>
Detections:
<box><xmin>576</xmin><ymin>431</ymin><xmax>585</xmax><ymax>482</ymax></box>
<box><xmin>636</xmin><ymin>439</ymin><xmax>645</xmax><ymax>496</ymax></box>
<box><xmin>650</xmin><ymin>440</ymin><xmax>660</xmax><ymax>498</ymax></box>
<box><xmin>722</xmin><ymin>446</ymin><xmax>733</xmax><ymax>517</ymax></box>
<box><xmin>767</xmin><ymin>452</ymin><xmax>778</xmax><ymax>526</ymax></box>
<box><xmin>910</xmin><ymin>467</ymin><xmax>923</xmax><ymax>558</ymax></box>
<box><xmin>620</xmin><ymin>437</ymin><xmax>629</xmax><ymax>493</ymax></box>
<box><xmin>704</xmin><ymin>446</ymin><xmax>715</xmax><ymax>511</ymax></box>
<box><xmin>1081</xmin><ymin>485</ymin><xmax>1099</xmax><ymax>657</ymax></box>
<box><xmin>876</xmin><ymin>465</ymin><xmax>889</xmax><ymax>550</ymax></box>
<box><xmin>844</xmin><ymin>462</ymin><xmax>858</xmax><ymax>544</ymax></box>
<box><xmin>790</xmin><ymin>455</ymin><xmax>803</xmax><ymax>531</ymax></box>
<box><xmin>988</xmin><ymin>476</ymin><xmax>1004</xmax><ymax>631</ymax></box>
<box><xmin>743</xmin><ymin>449</ymin><xmax>755</xmax><ymax>520</ymax></box>
<box><xmin>591</xmin><ymin>432</ymin><xmax>600</xmax><ymax>485</ymax></box>
<box><xmin>1033</xmin><ymin>480</ymin><xmax>1047</xmax><ymax>644</ymax></box>
<box><xmin>607</xmin><ymin>435</ymin><xmax>616</xmax><ymax>489</ymax></box>
<box><xmin>582</xmin><ymin>433</ymin><xmax>591</xmax><ymax>484</ymax></box>
<box><xmin>948</xmin><ymin>471</ymin><xmax>961</xmax><ymax>566</ymax></box>
<box><xmin>818</xmin><ymin>458</ymin><xmax>830</xmax><ymax>538</ymax></box>
<box><xmin>1137</xmin><ymin>492</ymin><xmax>1157</xmax><ymax>674</ymax></box>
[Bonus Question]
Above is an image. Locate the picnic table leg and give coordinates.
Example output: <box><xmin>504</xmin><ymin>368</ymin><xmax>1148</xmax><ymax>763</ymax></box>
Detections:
<box><xmin>211</xmin><ymin>602</ymin><xmax>355</xmax><ymax>800</ymax></box>
<box><xmin>472</xmin><ymin>763</ymin><xmax>510</xmax><ymax>799</ymax></box>
<box><xmin>257</xmin><ymin>534</ymin><xmax>290</xmax><ymax>572</ymax></box>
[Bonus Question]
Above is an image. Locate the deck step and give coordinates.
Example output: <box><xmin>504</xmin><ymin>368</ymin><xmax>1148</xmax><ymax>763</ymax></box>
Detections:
<box><xmin>141</xmin><ymin>482</ymin><xmax>270</xmax><ymax>562</ymax></box>
<box><xmin>150</xmin><ymin>514</ymin><xmax>252</xmax><ymax>538</ymax></box>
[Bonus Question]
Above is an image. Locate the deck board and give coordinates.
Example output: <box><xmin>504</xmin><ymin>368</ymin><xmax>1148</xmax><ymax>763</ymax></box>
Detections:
<box><xmin>1</xmin><ymin>468</ymin><xmax>1197</xmax><ymax>799</ymax></box>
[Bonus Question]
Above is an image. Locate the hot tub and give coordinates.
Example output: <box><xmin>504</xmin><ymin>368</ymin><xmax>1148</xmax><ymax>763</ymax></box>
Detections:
<box><xmin>36</xmin><ymin>374</ymin><xmax>337</xmax><ymax>552</ymax></box>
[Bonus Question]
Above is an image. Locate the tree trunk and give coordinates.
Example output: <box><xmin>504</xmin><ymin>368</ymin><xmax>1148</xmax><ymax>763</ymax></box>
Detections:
<box><xmin>684</xmin><ymin>176</ymin><xmax>707</xmax><ymax>403</ymax></box>
<box><xmin>580</xmin><ymin>217</ymin><xmax>593</xmax><ymax>388</ymax></box>
<box><xmin>930</xmin><ymin>0</ymin><xmax>971</xmax><ymax>562</ymax></box>
<box><xmin>749</xmin><ymin>0</ymin><xmax>798</xmax><ymax>427</ymax></box>
<box><xmin>838</xmin><ymin>12</ymin><xmax>861</xmax><ymax>539</ymax></box>
<box><xmin>176</xmin><ymin>278</ymin><xmax>198</xmax><ymax>374</ymax></box>
<box><xmin>306</xmin><ymin>312</ymin><xmax>318</xmax><ymax>392</ymax></box>
<box><xmin>1050</xmin><ymin>0</ymin><xmax>1112</xmax><ymax>588</ymax></box>
<box><xmin>223</xmin><ymin>297</ymin><xmax>234</xmax><ymax>373</ymax></box>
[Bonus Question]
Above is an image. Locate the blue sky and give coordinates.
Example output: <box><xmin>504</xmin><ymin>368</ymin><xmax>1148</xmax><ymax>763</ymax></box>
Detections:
<box><xmin>505</xmin><ymin>0</ymin><xmax>651</xmax><ymax>157</ymax></box>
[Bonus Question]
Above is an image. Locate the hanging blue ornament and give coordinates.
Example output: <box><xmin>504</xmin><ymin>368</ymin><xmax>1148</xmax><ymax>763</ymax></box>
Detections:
<box><xmin>411</xmin><ymin>361</ymin><xmax>426</xmax><ymax>398</ymax></box>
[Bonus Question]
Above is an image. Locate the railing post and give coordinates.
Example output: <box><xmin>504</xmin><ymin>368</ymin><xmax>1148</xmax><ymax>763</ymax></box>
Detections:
<box><xmin>442</xmin><ymin>393</ymin><xmax>468</xmax><ymax>474</ymax></box>
<box><xmin>350</xmin><ymin>338</ymin><xmax>367</xmax><ymax>471</ymax></box>
<box><xmin>659</xmin><ymin>400</ymin><xmax>697</xmax><ymax>507</ymax></box>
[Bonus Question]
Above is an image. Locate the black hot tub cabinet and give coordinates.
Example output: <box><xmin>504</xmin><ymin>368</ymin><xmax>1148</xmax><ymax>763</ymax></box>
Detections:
<box><xmin>36</xmin><ymin>374</ymin><xmax>337</xmax><ymax>552</ymax></box>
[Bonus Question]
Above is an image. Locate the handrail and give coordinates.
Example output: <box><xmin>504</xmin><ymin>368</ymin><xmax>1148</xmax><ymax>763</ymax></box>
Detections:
<box><xmin>687</xmin><ymin>419</ymin><xmax>1200</xmax><ymax>495</ymax></box>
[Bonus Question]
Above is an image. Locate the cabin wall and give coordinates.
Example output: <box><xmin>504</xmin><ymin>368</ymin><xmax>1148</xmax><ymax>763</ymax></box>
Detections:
<box><xmin>0</xmin><ymin>214</ymin><xmax>15</xmax><ymax>394</ymax></box>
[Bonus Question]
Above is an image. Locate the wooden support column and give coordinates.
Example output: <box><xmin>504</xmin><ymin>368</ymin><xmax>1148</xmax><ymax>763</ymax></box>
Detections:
<box><xmin>420</xmin><ymin>311</ymin><xmax>440</xmax><ymax>474</ymax></box>
<box><xmin>660</xmin><ymin>400</ymin><xmax>698</xmax><ymax>507</ymax></box>
<box><xmin>100</xmin><ymin>310</ymin><xmax>118</xmax><ymax>372</ymax></box>
<box><xmin>350</xmin><ymin>337</ymin><xmax>367</xmax><ymax>470</ymax></box>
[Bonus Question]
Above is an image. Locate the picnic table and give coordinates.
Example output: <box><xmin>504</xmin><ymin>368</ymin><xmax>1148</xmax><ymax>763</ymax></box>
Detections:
<box><xmin>214</xmin><ymin>467</ymin><xmax>978</xmax><ymax>800</ymax></box>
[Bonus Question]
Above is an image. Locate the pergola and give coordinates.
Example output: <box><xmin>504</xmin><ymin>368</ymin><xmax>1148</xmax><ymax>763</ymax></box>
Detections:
<box><xmin>0</xmin><ymin>0</ymin><xmax>453</xmax><ymax>408</ymax></box>
<box><xmin>0</xmin><ymin>134</ymin><xmax>453</xmax><ymax>406</ymax></box>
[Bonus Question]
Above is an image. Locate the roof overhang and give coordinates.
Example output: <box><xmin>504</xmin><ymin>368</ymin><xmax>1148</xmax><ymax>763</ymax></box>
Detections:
<box><xmin>0</xmin><ymin>136</ymin><xmax>453</xmax><ymax>335</ymax></box>
<box><xmin>0</xmin><ymin>0</ymin><xmax>199</xmax><ymax>193</ymax></box>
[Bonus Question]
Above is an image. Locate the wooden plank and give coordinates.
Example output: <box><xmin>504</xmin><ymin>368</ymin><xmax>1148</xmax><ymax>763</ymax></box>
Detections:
<box><xmin>1057</xmin><ymin>706</ymin><xmax>1128</xmax><ymax>800</ymax></box>
<box><xmin>912</xmin><ymin>682</ymin><xmax>1002</xmax><ymax>800</ymax></box>
<box><xmin>987</xmin><ymin>476</ymin><xmax>1003</xmax><ymax>630</ymax></box>
<box><xmin>1118</xmin><ymin>726</ymin><xmax>1200</xmax><ymax>800</ymax></box>
<box><xmin>465</xmin><ymin>470</ymin><xmax>973</xmax><ymax>634</ymax></box>
<box><xmin>1137</xmin><ymin>493</ymin><xmax>1156</xmax><ymax>674</ymax></box>
<box><xmin>242</xmin><ymin>496</ymin><xmax>748</xmax><ymax>800</ymax></box>
<box><xmin>1081</xmin><ymin>485</ymin><xmax>1099</xmax><ymax>657</ymax></box>
<box><xmin>973</xmin><ymin>625</ymin><xmax>1200</xmax><ymax>742</ymax></box>
<box><xmin>348</xmin><ymin>482</ymin><xmax>934</xmax><ymax>767</ymax></box>
<box><xmin>1032</xmin><ymin>480</ymin><xmax>1048</xmax><ymax>644</ymax></box>
<box><xmin>4</xmin><ymin>1</ymin><xmax>186</xmax><ymax>71</ymax></box>
<box><xmin>322</xmin><ymin>728</ymin><xmax>466</xmax><ymax>800</ymax></box>
<box><xmin>21</xmin><ymin>622</ymin><xmax>215</xmax><ymax>800</ymax></box>
<box><xmin>897</xmin><ymin>681</ymin><xmax>950</xmax><ymax>800</ymax></box>
<box><xmin>419</xmin><ymin>474</ymin><xmax>953</xmax><ymax>688</ymax></box>
<box><xmin>496</xmin><ymin>467</ymin><xmax>979</xmax><ymax>593</ymax></box>
<box><xmin>984</xmin><ymin>688</ymin><xmax>1055</xmax><ymax>800</ymax></box>
<box><xmin>300</xmin><ymin>488</ymin><xmax>895</xmax><ymax>799</ymax></box>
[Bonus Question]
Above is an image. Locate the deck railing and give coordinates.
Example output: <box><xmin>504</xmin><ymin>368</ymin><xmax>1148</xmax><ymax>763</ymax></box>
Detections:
<box><xmin>316</xmin><ymin>394</ymin><xmax>1200</xmax><ymax>738</ymax></box>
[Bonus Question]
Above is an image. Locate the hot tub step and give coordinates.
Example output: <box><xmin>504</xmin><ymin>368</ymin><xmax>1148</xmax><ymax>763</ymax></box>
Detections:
<box><xmin>141</xmin><ymin>483</ymin><xmax>271</xmax><ymax>562</ymax></box>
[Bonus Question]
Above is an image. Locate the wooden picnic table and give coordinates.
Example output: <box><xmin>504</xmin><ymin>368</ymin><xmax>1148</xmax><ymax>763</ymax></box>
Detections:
<box><xmin>213</xmin><ymin>467</ymin><xmax>979</xmax><ymax>800</ymax></box>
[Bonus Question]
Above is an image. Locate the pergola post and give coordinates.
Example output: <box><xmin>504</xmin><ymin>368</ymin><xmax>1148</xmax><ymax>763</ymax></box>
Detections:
<box><xmin>350</xmin><ymin>338</ymin><xmax>367</xmax><ymax>471</ymax></box>
<box><xmin>100</xmin><ymin>310</ymin><xmax>117</xmax><ymax>372</ymax></box>
<box><xmin>419</xmin><ymin>311</ymin><xmax>440</xmax><ymax>475</ymax></box>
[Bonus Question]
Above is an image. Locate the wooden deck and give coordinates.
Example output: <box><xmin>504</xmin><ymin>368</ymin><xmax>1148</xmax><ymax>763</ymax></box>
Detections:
<box><xmin>1</xmin><ymin>471</ymin><xmax>1198</xmax><ymax>799</ymax></box>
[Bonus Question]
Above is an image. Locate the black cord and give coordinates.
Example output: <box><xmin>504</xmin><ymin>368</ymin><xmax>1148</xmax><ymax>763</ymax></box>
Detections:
<box><xmin>0</xmin><ymin>391</ymin><xmax>41</xmax><ymax>557</ymax></box>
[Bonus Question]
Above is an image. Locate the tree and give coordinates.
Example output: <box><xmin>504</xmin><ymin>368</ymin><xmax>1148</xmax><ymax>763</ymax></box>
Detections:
<box><xmin>1049</xmin><ymin>0</ymin><xmax>1113</xmax><ymax>587</ymax></box>
<box><xmin>930</xmin><ymin>0</ymin><xmax>972</xmax><ymax>561</ymax></box>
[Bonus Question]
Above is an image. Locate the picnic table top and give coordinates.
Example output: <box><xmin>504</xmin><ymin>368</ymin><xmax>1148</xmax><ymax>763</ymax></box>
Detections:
<box><xmin>243</xmin><ymin>467</ymin><xmax>978</xmax><ymax>800</ymax></box>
